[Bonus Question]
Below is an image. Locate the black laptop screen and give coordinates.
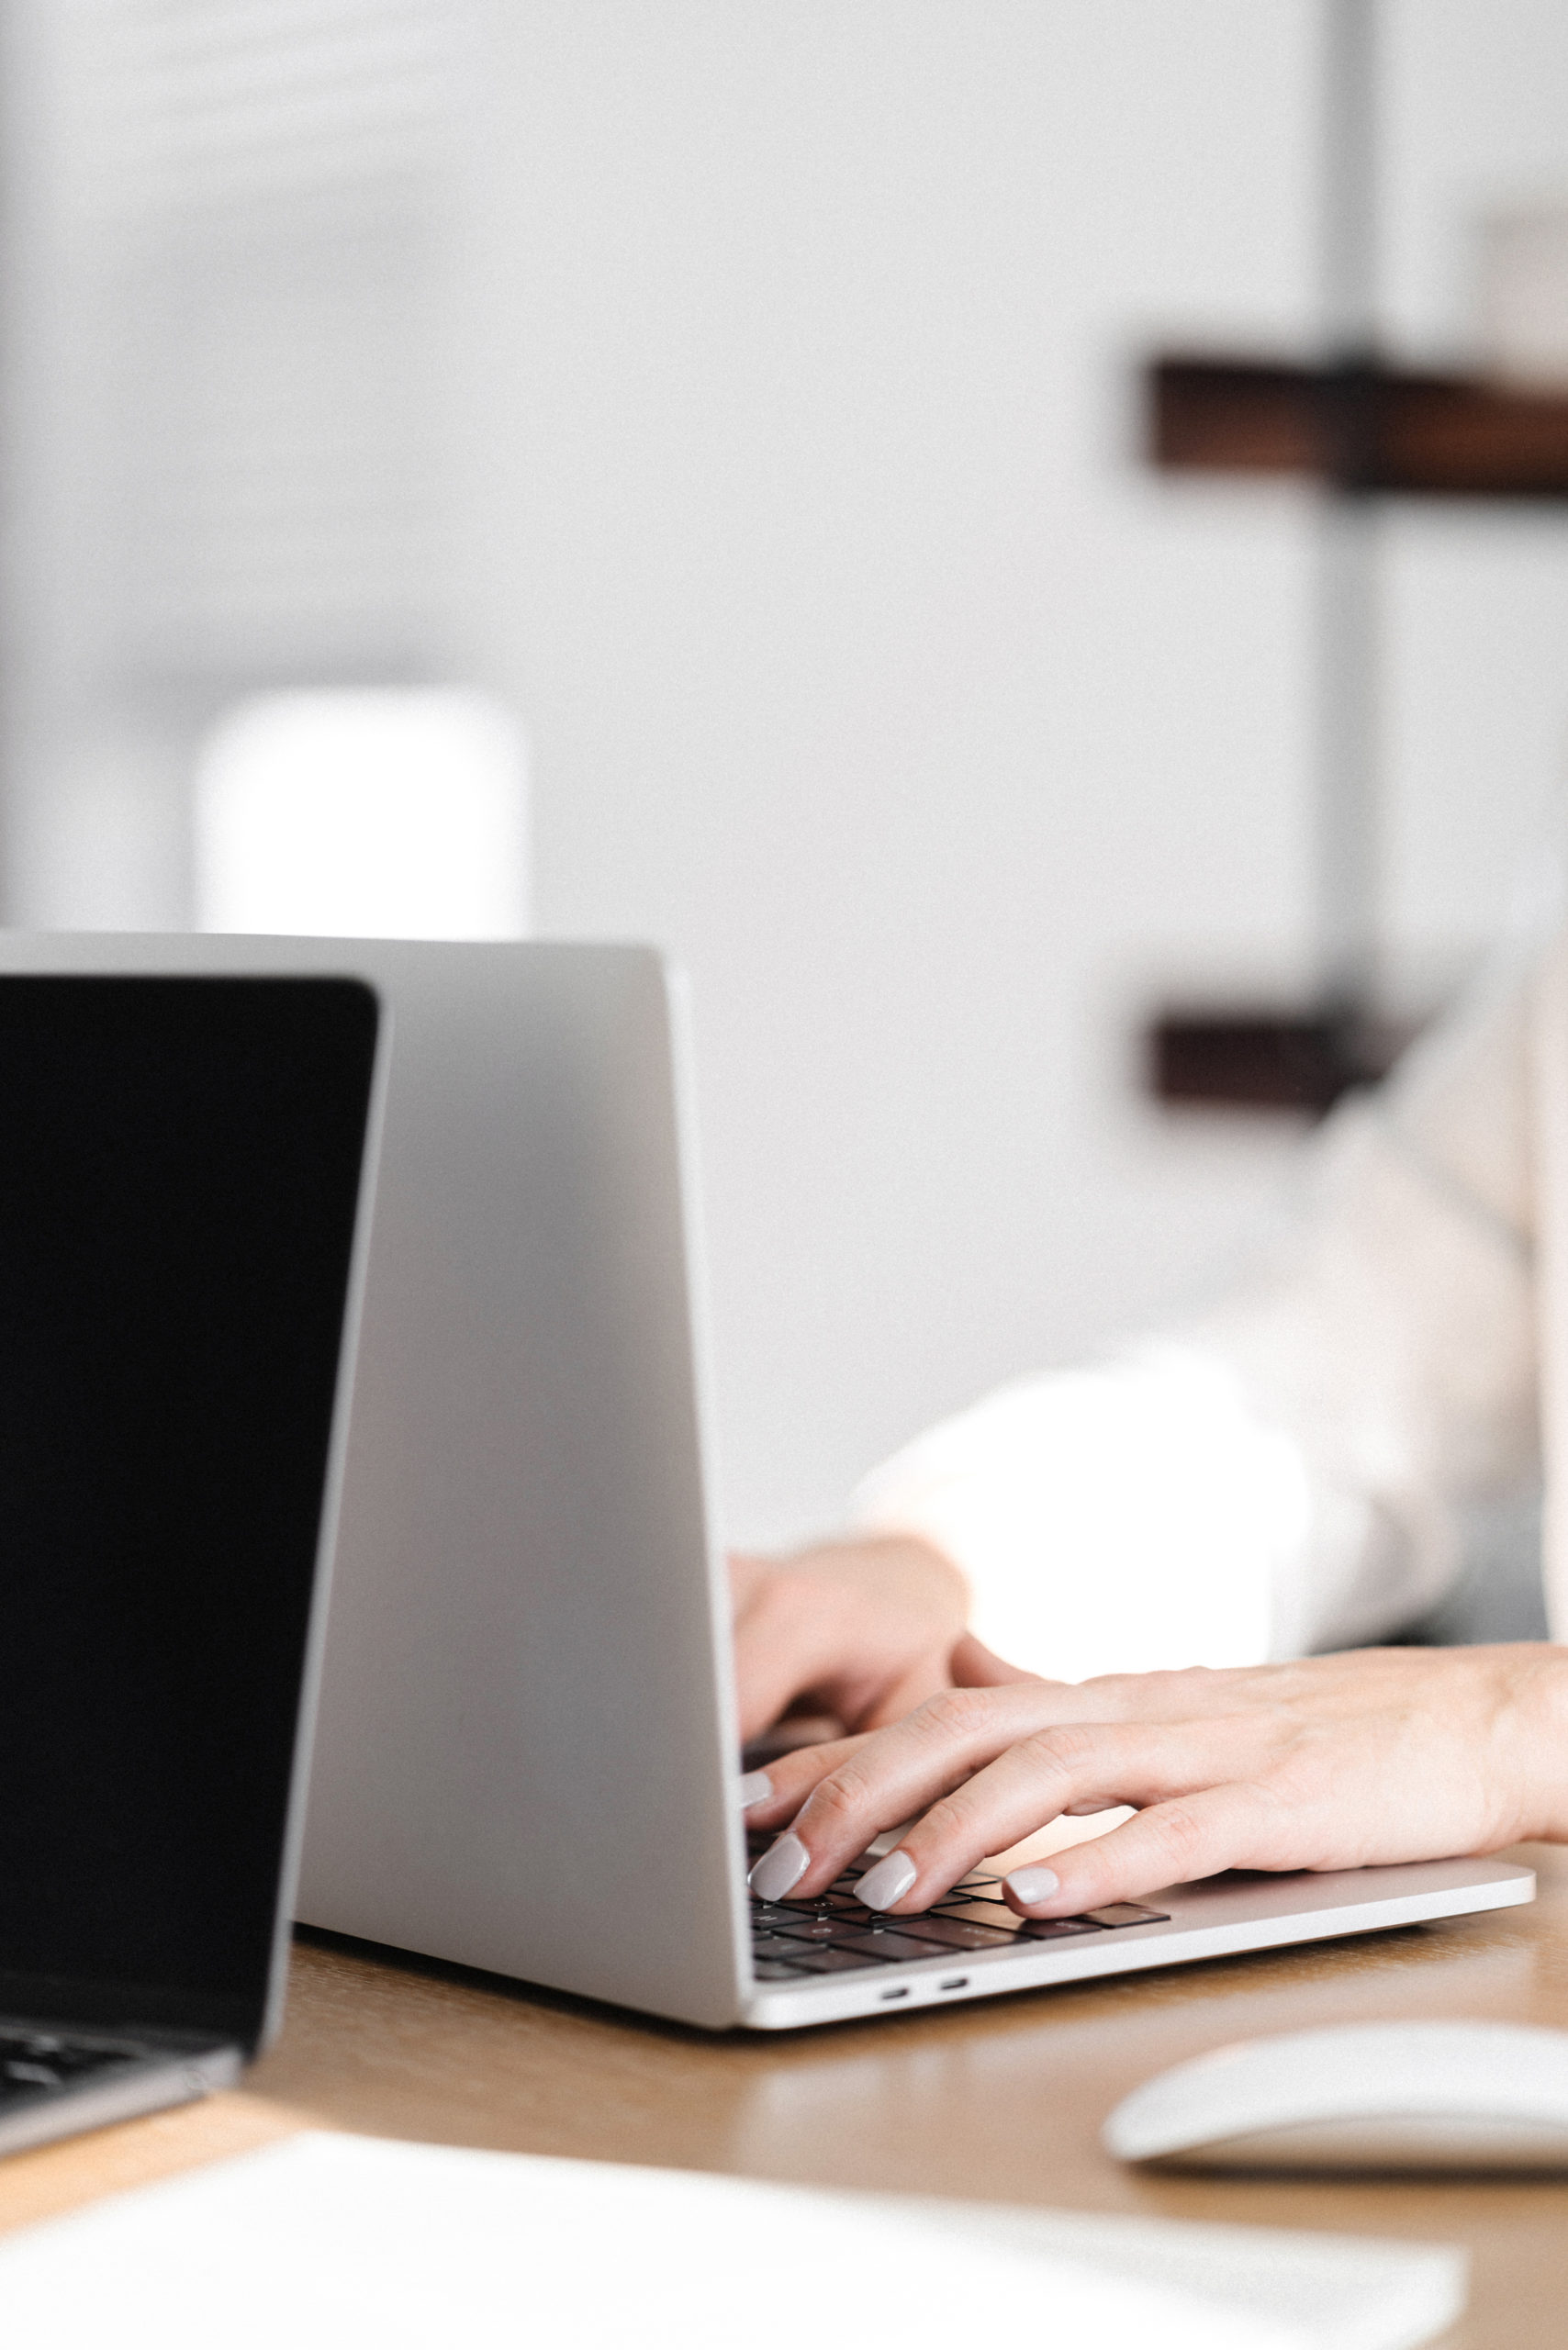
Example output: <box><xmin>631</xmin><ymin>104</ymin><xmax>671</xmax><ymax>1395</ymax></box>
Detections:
<box><xmin>0</xmin><ymin>976</ymin><xmax>378</xmax><ymax>2046</ymax></box>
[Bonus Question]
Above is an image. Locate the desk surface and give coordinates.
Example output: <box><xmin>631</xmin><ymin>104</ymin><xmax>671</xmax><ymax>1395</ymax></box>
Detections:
<box><xmin>4</xmin><ymin>1849</ymin><xmax>1567</xmax><ymax>2344</ymax></box>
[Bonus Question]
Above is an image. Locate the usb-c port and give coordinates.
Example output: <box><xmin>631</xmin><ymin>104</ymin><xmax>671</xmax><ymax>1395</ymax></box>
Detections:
<box><xmin>939</xmin><ymin>1976</ymin><xmax>969</xmax><ymax>1992</ymax></box>
<box><xmin>879</xmin><ymin>1986</ymin><xmax>910</xmax><ymax>2001</ymax></box>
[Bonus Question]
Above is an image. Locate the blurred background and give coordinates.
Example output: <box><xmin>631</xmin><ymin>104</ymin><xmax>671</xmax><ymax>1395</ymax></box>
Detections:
<box><xmin>2</xmin><ymin>0</ymin><xmax>1567</xmax><ymax>1550</ymax></box>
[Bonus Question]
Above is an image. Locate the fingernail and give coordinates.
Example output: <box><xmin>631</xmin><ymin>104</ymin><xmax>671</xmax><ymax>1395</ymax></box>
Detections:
<box><xmin>738</xmin><ymin>1769</ymin><xmax>773</xmax><ymax>1810</ymax></box>
<box><xmin>857</xmin><ymin>1849</ymin><xmax>918</xmax><ymax>1911</ymax></box>
<box><xmin>1004</xmin><ymin>1864</ymin><xmax>1059</xmax><ymax>1908</ymax></box>
<box><xmin>748</xmin><ymin>1833</ymin><xmax>809</xmax><ymax>1901</ymax></box>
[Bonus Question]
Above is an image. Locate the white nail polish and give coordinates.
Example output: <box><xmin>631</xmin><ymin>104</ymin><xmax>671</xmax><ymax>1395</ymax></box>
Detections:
<box><xmin>1004</xmin><ymin>1864</ymin><xmax>1059</xmax><ymax>1908</ymax></box>
<box><xmin>857</xmin><ymin>1850</ymin><xmax>917</xmax><ymax>1911</ymax></box>
<box><xmin>738</xmin><ymin>1769</ymin><xmax>773</xmax><ymax>1810</ymax></box>
<box><xmin>748</xmin><ymin>1833</ymin><xmax>809</xmax><ymax>1901</ymax></box>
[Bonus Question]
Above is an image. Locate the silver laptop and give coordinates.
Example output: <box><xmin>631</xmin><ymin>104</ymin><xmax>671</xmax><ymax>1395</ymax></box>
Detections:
<box><xmin>0</xmin><ymin>934</ymin><xmax>1533</xmax><ymax>2032</ymax></box>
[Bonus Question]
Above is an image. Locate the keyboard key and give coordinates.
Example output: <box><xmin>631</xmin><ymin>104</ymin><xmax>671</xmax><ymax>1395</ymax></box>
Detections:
<box><xmin>3</xmin><ymin>2033</ymin><xmax>129</xmax><ymax>2055</ymax></box>
<box><xmin>943</xmin><ymin>1900</ymin><xmax>1144</xmax><ymax>1934</ymax></box>
<box><xmin>752</xmin><ymin>1935</ymin><xmax>822</xmax><ymax>1963</ymax></box>
<box><xmin>3</xmin><ymin>2060</ymin><xmax>61</xmax><ymax>2088</ymax></box>
<box><xmin>752</xmin><ymin>1961</ymin><xmax>807</xmax><ymax>1981</ymax></box>
<box><xmin>771</xmin><ymin>1916</ymin><xmax>876</xmax><ymax>1946</ymax></box>
<box><xmin>926</xmin><ymin>1901</ymin><xmax>1024</xmax><ymax>1932</ymax></box>
<box><xmin>832</xmin><ymin>1930</ymin><xmax>961</xmax><ymax>1964</ymax></box>
<box><xmin>50</xmin><ymin>2043</ymin><xmax>140</xmax><ymax>2074</ymax></box>
<box><xmin>869</xmin><ymin>1914</ymin><xmax>1015</xmax><ymax>1951</ymax></box>
<box><xmin>0</xmin><ymin>2032</ymin><xmax>142</xmax><ymax>2108</ymax></box>
<box><xmin>774</xmin><ymin>1945</ymin><xmax>879</xmax><ymax>1975</ymax></box>
<box><xmin>931</xmin><ymin>1900</ymin><xmax>1114</xmax><ymax>1939</ymax></box>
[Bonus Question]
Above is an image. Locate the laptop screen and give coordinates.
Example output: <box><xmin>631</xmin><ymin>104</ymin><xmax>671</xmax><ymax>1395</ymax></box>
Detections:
<box><xmin>0</xmin><ymin>976</ymin><xmax>378</xmax><ymax>2047</ymax></box>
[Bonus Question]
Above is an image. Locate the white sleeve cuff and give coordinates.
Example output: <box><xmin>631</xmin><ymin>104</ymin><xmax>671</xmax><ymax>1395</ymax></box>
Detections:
<box><xmin>846</xmin><ymin>1345</ymin><xmax>1314</xmax><ymax>1681</ymax></box>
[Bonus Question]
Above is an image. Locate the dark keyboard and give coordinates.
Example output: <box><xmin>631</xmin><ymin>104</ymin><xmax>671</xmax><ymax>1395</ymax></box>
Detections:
<box><xmin>746</xmin><ymin>1833</ymin><xmax>1168</xmax><ymax>1982</ymax></box>
<box><xmin>0</xmin><ymin>2028</ymin><xmax>145</xmax><ymax>2110</ymax></box>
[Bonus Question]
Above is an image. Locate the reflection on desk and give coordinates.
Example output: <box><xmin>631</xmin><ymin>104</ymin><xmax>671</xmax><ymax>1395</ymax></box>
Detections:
<box><xmin>2</xmin><ymin>1845</ymin><xmax>1565</xmax><ymax>2349</ymax></box>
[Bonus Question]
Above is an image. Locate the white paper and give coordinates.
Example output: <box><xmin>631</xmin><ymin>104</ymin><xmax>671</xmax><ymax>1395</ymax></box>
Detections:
<box><xmin>0</xmin><ymin>2131</ymin><xmax>1464</xmax><ymax>2350</ymax></box>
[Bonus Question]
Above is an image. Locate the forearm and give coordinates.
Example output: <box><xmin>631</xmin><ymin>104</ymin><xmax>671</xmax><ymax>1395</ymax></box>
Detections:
<box><xmin>851</xmin><ymin>946</ymin><xmax>1544</xmax><ymax>1681</ymax></box>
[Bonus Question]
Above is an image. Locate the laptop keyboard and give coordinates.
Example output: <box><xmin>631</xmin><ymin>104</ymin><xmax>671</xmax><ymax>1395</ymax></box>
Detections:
<box><xmin>746</xmin><ymin>1833</ymin><xmax>1168</xmax><ymax>1982</ymax></box>
<box><xmin>0</xmin><ymin>2029</ymin><xmax>145</xmax><ymax>2109</ymax></box>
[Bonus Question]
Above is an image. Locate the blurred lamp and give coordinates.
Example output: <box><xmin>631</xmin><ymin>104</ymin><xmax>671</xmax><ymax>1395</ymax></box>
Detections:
<box><xmin>194</xmin><ymin>688</ymin><xmax>530</xmax><ymax>938</ymax></box>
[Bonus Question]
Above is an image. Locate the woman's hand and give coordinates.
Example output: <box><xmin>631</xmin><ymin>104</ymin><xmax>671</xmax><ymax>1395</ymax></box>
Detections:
<box><xmin>728</xmin><ymin>1536</ymin><xmax>969</xmax><ymax>1745</ymax></box>
<box><xmin>743</xmin><ymin>1640</ymin><xmax>1568</xmax><ymax>1913</ymax></box>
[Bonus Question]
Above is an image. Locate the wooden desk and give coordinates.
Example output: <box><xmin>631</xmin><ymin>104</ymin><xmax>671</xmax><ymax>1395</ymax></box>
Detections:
<box><xmin>5</xmin><ymin>1850</ymin><xmax>1567</xmax><ymax>2344</ymax></box>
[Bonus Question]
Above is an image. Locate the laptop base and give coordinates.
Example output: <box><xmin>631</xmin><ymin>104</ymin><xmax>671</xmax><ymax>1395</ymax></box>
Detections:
<box><xmin>0</xmin><ymin>2026</ymin><xmax>242</xmax><ymax>2160</ymax></box>
<box><xmin>741</xmin><ymin>1854</ymin><xmax>1537</xmax><ymax>2028</ymax></box>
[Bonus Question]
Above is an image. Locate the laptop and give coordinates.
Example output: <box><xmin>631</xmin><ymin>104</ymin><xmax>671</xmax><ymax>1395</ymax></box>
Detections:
<box><xmin>0</xmin><ymin>935</ymin><xmax>1533</xmax><ymax>2033</ymax></box>
<box><xmin>0</xmin><ymin>972</ymin><xmax>383</xmax><ymax>2155</ymax></box>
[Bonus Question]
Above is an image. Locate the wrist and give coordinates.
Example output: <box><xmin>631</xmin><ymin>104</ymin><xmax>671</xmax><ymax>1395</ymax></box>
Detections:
<box><xmin>1511</xmin><ymin>1645</ymin><xmax>1568</xmax><ymax>1843</ymax></box>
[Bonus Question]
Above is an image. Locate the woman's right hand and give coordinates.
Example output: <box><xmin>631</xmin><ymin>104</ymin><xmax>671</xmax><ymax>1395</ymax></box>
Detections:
<box><xmin>728</xmin><ymin>1535</ymin><xmax>969</xmax><ymax>1745</ymax></box>
<box><xmin>740</xmin><ymin>1640</ymin><xmax>1568</xmax><ymax>1917</ymax></box>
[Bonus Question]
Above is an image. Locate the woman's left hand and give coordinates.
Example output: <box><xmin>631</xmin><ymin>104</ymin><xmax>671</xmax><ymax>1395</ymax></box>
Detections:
<box><xmin>742</xmin><ymin>1638</ymin><xmax>1568</xmax><ymax>1916</ymax></box>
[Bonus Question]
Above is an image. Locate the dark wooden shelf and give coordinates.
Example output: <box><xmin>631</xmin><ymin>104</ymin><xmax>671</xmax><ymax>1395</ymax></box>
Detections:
<box><xmin>1150</xmin><ymin>354</ymin><xmax>1568</xmax><ymax>497</ymax></box>
<box><xmin>1148</xmin><ymin>1004</ymin><xmax>1419</xmax><ymax>1114</ymax></box>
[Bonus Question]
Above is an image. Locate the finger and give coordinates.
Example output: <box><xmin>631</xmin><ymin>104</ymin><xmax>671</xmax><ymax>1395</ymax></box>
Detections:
<box><xmin>949</xmin><ymin>1631</ymin><xmax>1045</xmax><ymax>1688</ymax></box>
<box><xmin>868</xmin><ymin>1717</ymin><xmax>1250</xmax><ymax>1911</ymax></box>
<box><xmin>751</xmin><ymin>1683</ymin><xmax>1074</xmax><ymax>1901</ymax></box>
<box><xmin>739</xmin><ymin>1732</ymin><xmax>869</xmax><ymax>1827</ymax></box>
<box><xmin>1008</xmin><ymin>1782</ymin><xmax>1265</xmax><ymax>1916</ymax></box>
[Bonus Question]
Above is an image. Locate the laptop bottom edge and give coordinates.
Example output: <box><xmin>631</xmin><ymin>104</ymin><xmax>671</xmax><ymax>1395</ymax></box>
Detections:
<box><xmin>0</xmin><ymin>2039</ymin><xmax>243</xmax><ymax>2161</ymax></box>
<box><xmin>739</xmin><ymin>1857</ymin><xmax>1538</xmax><ymax>2031</ymax></box>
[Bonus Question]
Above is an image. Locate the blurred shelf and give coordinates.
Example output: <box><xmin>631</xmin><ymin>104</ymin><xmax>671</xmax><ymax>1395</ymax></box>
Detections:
<box><xmin>1148</xmin><ymin>1004</ymin><xmax>1419</xmax><ymax>1115</ymax></box>
<box><xmin>1150</xmin><ymin>354</ymin><xmax>1568</xmax><ymax>497</ymax></box>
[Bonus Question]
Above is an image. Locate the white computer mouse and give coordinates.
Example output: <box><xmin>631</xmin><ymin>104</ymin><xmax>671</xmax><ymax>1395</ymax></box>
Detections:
<box><xmin>1103</xmin><ymin>2020</ymin><xmax>1568</xmax><ymax>2172</ymax></box>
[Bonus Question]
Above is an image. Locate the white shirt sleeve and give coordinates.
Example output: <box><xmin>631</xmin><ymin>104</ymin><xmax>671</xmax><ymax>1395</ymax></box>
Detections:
<box><xmin>848</xmin><ymin>948</ymin><xmax>1541</xmax><ymax>1678</ymax></box>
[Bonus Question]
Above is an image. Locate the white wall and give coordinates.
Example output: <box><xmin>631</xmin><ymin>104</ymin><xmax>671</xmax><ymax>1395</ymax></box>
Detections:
<box><xmin>465</xmin><ymin>1</ymin><xmax>1325</xmax><ymax>1542</ymax></box>
<box><xmin>1379</xmin><ymin>0</ymin><xmax>1568</xmax><ymax>977</ymax></box>
<box><xmin>461</xmin><ymin>0</ymin><xmax>1568</xmax><ymax>1546</ymax></box>
<box><xmin>11</xmin><ymin>1</ymin><xmax>1568</xmax><ymax>1549</ymax></box>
